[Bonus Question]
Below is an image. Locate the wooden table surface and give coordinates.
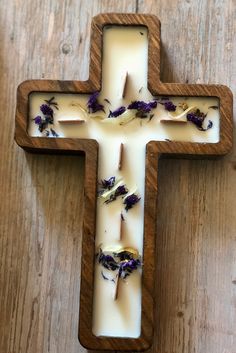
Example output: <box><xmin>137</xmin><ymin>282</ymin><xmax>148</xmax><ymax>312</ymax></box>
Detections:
<box><xmin>0</xmin><ymin>1</ymin><xmax>235</xmax><ymax>352</ymax></box>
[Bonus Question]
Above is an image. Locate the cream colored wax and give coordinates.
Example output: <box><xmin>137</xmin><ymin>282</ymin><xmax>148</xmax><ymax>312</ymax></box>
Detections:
<box><xmin>29</xmin><ymin>26</ymin><xmax>220</xmax><ymax>338</ymax></box>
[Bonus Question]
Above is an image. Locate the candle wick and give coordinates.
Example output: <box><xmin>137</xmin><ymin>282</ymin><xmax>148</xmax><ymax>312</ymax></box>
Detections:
<box><xmin>119</xmin><ymin>212</ymin><xmax>124</xmax><ymax>241</ymax></box>
<box><xmin>113</xmin><ymin>273</ymin><xmax>120</xmax><ymax>300</ymax></box>
<box><xmin>58</xmin><ymin>118</ymin><xmax>85</xmax><ymax>124</ymax></box>
<box><xmin>121</xmin><ymin>71</ymin><xmax>128</xmax><ymax>98</ymax></box>
<box><xmin>118</xmin><ymin>142</ymin><xmax>124</xmax><ymax>170</ymax></box>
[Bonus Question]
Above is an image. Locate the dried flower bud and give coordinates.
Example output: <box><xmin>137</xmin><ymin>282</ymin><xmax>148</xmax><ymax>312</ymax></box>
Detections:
<box><xmin>109</xmin><ymin>106</ymin><xmax>126</xmax><ymax>118</ymax></box>
<box><xmin>124</xmin><ymin>193</ymin><xmax>141</xmax><ymax>211</ymax></box>
<box><xmin>40</xmin><ymin>104</ymin><xmax>54</xmax><ymax>117</ymax></box>
<box><xmin>187</xmin><ymin>109</ymin><xmax>213</xmax><ymax>131</ymax></box>
<box><xmin>87</xmin><ymin>92</ymin><xmax>105</xmax><ymax>114</ymax></box>
<box><xmin>163</xmin><ymin>101</ymin><xmax>176</xmax><ymax>112</ymax></box>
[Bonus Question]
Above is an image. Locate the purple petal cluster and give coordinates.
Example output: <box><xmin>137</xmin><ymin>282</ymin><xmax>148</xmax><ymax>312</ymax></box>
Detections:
<box><xmin>97</xmin><ymin>249</ymin><xmax>141</xmax><ymax>280</ymax></box>
<box><xmin>105</xmin><ymin>184</ymin><xmax>128</xmax><ymax>204</ymax></box>
<box><xmin>124</xmin><ymin>193</ymin><xmax>141</xmax><ymax>211</ymax></box>
<box><xmin>121</xmin><ymin>259</ymin><xmax>138</xmax><ymax>270</ymax></box>
<box><xmin>128</xmin><ymin>100</ymin><xmax>157</xmax><ymax>114</ymax></box>
<box><xmin>34</xmin><ymin>98</ymin><xmax>58</xmax><ymax>136</ymax></box>
<box><xmin>101</xmin><ymin>176</ymin><xmax>116</xmax><ymax>190</ymax></box>
<box><xmin>119</xmin><ymin>259</ymin><xmax>141</xmax><ymax>278</ymax></box>
<box><xmin>115</xmin><ymin>185</ymin><xmax>128</xmax><ymax>197</ymax></box>
<box><xmin>34</xmin><ymin>117</ymin><xmax>47</xmax><ymax>133</ymax></box>
<box><xmin>109</xmin><ymin>106</ymin><xmax>126</xmax><ymax>118</ymax></box>
<box><xmin>34</xmin><ymin>116</ymin><xmax>42</xmax><ymax>124</ymax></box>
<box><xmin>187</xmin><ymin>109</ymin><xmax>213</xmax><ymax>131</ymax></box>
<box><xmin>163</xmin><ymin>101</ymin><xmax>176</xmax><ymax>111</ymax></box>
<box><xmin>40</xmin><ymin>104</ymin><xmax>54</xmax><ymax>117</ymax></box>
<box><xmin>98</xmin><ymin>252</ymin><xmax>119</xmax><ymax>271</ymax></box>
<box><xmin>87</xmin><ymin>92</ymin><xmax>104</xmax><ymax>113</ymax></box>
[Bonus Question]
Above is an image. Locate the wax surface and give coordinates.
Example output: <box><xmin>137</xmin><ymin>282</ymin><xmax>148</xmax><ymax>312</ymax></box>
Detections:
<box><xmin>28</xmin><ymin>26</ymin><xmax>220</xmax><ymax>338</ymax></box>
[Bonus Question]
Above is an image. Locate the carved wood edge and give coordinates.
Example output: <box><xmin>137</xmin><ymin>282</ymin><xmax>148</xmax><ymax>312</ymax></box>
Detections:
<box><xmin>14</xmin><ymin>12</ymin><xmax>233</xmax><ymax>352</ymax></box>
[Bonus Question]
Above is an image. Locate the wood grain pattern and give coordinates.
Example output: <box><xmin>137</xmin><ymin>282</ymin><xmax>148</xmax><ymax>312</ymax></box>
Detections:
<box><xmin>1</xmin><ymin>1</ymin><xmax>236</xmax><ymax>353</ymax></box>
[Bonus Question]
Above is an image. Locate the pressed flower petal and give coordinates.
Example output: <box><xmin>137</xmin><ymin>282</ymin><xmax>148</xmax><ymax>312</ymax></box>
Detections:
<box><xmin>163</xmin><ymin>101</ymin><xmax>176</xmax><ymax>111</ymax></box>
<box><xmin>104</xmin><ymin>184</ymin><xmax>128</xmax><ymax>204</ymax></box>
<box><xmin>166</xmin><ymin>105</ymin><xmax>213</xmax><ymax>131</ymax></box>
<box><xmin>128</xmin><ymin>100</ymin><xmax>157</xmax><ymax>113</ymax></box>
<box><xmin>186</xmin><ymin>108</ymin><xmax>213</xmax><ymax>131</ymax></box>
<box><xmin>87</xmin><ymin>92</ymin><xmax>104</xmax><ymax>113</ymax></box>
<box><xmin>116</xmin><ymin>185</ymin><xmax>128</xmax><ymax>195</ymax></box>
<box><xmin>40</xmin><ymin>104</ymin><xmax>54</xmax><ymax>117</ymax></box>
<box><xmin>109</xmin><ymin>106</ymin><xmax>126</xmax><ymax>118</ymax></box>
<box><xmin>100</xmin><ymin>180</ymin><xmax>123</xmax><ymax>200</ymax></box>
<box><xmin>34</xmin><ymin>116</ymin><xmax>42</xmax><ymax>125</ymax></box>
<box><xmin>101</xmin><ymin>176</ymin><xmax>116</xmax><ymax>190</ymax></box>
<box><xmin>97</xmin><ymin>248</ymin><xmax>142</xmax><ymax>281</ymax></box>
<box><xmin>123</xmin><ymin>193</ymin><xmax>141</xmax><ymax>211</ymax></box>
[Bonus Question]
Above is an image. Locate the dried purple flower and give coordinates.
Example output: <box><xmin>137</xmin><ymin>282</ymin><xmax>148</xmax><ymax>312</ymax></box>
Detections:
<box><xmin>124</xmin><ymin>193</ymin><xmax>141</xmax><ymax>211</ymax></box>
<box><xmin>105</xmin><ymin>184</ymin><xmax>128</xmax><ymax>204</ymax></box>
<box><xmin>116</xmin><ymin>250</ymin><xmax>134</xmax><ymax>261</ymax></box>
<box><xmin>34</xmin><ymin>116</ymin><xmax>42</xmax><ymax>125</ymax></box>
<box><xmin>163</xmin><ymin>101</ymin><xmax>176</xmax><ymax>111</ymax></box>
<box><xmin>115</xmin><ymin>185</ymin><xmax>128</xmax><ymax>197</ymax></box>
<box><xmin>117</xmin><ymin>251</ymin><xmax>141</xmax><ymax>279</ymax></box>
<box><xmin>104</xmin><ymin>195</ymin><xmax>115</xmax><ymax>204</ymax></box>
<box><xmin>187</xmin><ymin>112</ymin><xmax>202</xmax><ymax>127</ymax></box>
<box><xmin>34</xmin><ymin>99</ymin><xmax>58</xmax><ymax>135</ymax></box>
<box><xmin>187</xmin><ymin>109</ymin><xmax>213</xmax><ymax>131</ymax></box>
<box><xmin>87</xmin><ymin>91</ymin><xmax>105</xmax><ymax>113</ymax></box>
<box><xmin>119</xmin><ymin>258</ymin><xmax>141</xmax><ymax>279</ymax></box>
<box><xmin>40</xmin><ymin>104</ymin><xmax>54</xmax><ymax>117</ymax></box>
<box><xmin>101</xmin><ymin>176</ymin><xmax>116</xmax><ymax>190</ymax></box>
<box><xmin>109</xmin><ymin>106</ymin><xmax>126</xmax><ymax>118</ymax></box>
<box><xmin>98</xmin><ymin>251</ymin><xmax>119</xmax><ymax>271</ymax></box>
<box><xmin>97</xmin><ymin>248</ymin><xmax>141</xmax><ymax>281</ymax></box>
<box><xmin>128</xmin><ymin>100</ymin><xmax>157</xmax><ymax>114</ymax></box>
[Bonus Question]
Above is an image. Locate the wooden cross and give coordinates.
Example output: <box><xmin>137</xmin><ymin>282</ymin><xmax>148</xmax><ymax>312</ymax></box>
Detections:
<box><xmin>15</xmin><ymin>13</ymin><xmax>233</xmax><ymax>352</ymax></box>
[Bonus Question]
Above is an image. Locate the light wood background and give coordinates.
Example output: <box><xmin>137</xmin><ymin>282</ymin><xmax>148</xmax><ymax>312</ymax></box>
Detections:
<box><xmin>0</xmin><ymin>1</ymin><xmax>235</xmax><ymax>353</ymax></box>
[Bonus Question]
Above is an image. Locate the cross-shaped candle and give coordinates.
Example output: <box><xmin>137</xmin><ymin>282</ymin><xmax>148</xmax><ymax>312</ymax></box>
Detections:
<box><xmin>15</xmin><ymin>13</ymin><xmax>233</xmax><ymax>352</ymax></box>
